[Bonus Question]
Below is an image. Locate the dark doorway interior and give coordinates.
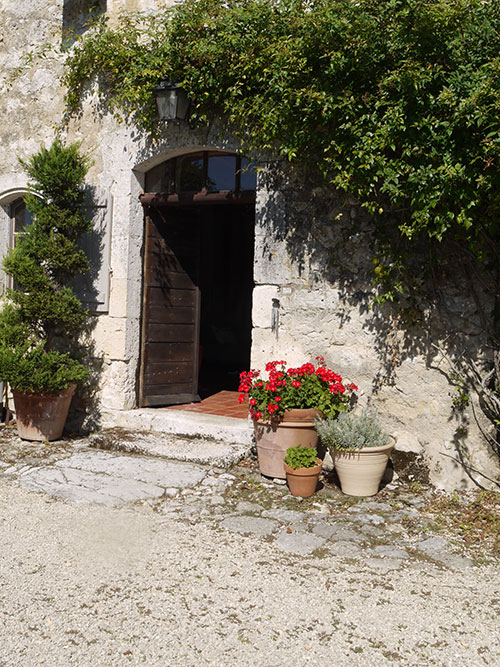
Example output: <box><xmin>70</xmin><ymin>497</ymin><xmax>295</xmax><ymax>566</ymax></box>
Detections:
<box><xmin>139</xmin><ymin>202</ymin><xmax>254</xmax><ymax>406</ymax></box>
<box><xmin>197</xmin><ymin>204</ymin><xmax>254</xmax><ymax>398</ymax></box>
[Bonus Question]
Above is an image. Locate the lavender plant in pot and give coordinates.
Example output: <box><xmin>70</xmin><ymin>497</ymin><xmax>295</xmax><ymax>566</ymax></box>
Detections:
<box><xmin>315</xmin><ymin>409</ymin><xmax>394</xmax><ymax>497</ymax></box>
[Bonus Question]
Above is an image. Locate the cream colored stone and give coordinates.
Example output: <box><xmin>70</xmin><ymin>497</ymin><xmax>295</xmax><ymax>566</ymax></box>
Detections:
<box><xmin>252</xmin><ymin>285</ymin><xmax>280</xmax><ymax>328</ymax></box>
<box><xmin>100</xmin><ymin>361</ymin><xmax>137</xmax><ymax>410</ymax></box>
<box><xmin>393</xmin><ymin>430</ymin><xmax>424</xmax><ymax>454</ymax></box>
<box><xmin>92</xmin><ymin>316</ymin><xmax>129</xmax><ymax>361</ymax></box>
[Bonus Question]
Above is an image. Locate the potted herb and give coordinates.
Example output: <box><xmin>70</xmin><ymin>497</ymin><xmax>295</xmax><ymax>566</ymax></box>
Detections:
<box><xmin>0</xmin><ymin>140</ymin><xmax>91</xmax><ymax>440</ymax></box>
<box><xmin>315</xmin><ymin>409</ymin><xmax>394</xmax><ymax>496</ymax></box>
<box><xmin>238</xmin><ymin>357</ymin><xmax>357</xmax><ymax>478</ymax></box>
<box><xmin>283</xmin><ymin>444</ymin><xmax>322</xmax><ymax>497</ymax></box>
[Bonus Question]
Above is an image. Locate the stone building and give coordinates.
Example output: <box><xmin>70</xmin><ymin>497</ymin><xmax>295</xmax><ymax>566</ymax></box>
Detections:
<box><xmin>1</xmin><ymin>0</ymin><xmax>498</xmax><ymax>490</ymax></box>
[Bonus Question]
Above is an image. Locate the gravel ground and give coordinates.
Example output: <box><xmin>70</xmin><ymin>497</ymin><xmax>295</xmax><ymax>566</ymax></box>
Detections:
<box><xmin>1</xmin><ymin>475</ymin><xmax>499</xmax><ymax>666</ymax></box>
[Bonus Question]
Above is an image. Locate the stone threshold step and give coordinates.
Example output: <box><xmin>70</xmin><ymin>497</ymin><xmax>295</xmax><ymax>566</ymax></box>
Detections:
<box><xmin>88</xmin><ymin>430</ymin><xmax>252</xmax><ymax>469</ymax></box>
<box><xmin>102</xmin><ymin>408</ymin><xmax>253</xmax><ymax>445</ymax></box>
<box><xmin>96</xmin><ymin>409</ymin><xmax>254</xmax><ymax>468</ymax></box>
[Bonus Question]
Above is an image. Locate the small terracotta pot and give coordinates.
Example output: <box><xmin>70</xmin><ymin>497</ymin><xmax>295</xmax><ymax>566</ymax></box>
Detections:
<box><xmin>284</xmin><ymin>458</ymin><xmax>323</xmax><ymax>498</ymax></box>
<box><xmin>254</xmin><ymin>408</ymin><xmax>323</xmax><ymax>479</ymax></box>
<box><xmin>12</xmin><ymin>384</ymin><xmax>76</xmax><ymax>442</ymax></box>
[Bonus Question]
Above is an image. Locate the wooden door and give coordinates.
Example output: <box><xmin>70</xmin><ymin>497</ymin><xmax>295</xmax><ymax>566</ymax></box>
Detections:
<box><xmin>139</xmin><ymin>208</ymin><xmax>201</xmax><ymax>407</ymax></box>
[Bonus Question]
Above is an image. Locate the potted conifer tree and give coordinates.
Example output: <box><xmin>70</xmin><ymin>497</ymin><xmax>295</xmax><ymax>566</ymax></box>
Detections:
<box><xmin>0</xmin><ymin>139</ymin><xmax>91</xmax><ymax>440</ymax></box>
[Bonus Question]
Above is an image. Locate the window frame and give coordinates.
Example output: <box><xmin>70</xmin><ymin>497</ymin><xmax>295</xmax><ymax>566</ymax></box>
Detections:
<box><xmin>142</xmin><ymin>151</ymin><xmax>257</xmax><ymax>207</ymax></box>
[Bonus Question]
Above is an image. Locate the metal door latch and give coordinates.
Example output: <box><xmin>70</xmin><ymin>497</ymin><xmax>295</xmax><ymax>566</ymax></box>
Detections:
<box><xmin>271</xmin><ymin>298</ymin><xmax>280</xmax><ymax>337</ymax></box>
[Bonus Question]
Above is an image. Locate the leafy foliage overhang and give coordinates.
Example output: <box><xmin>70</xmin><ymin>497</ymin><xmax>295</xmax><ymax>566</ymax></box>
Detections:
<box><xmin>62</xmin><ymin>0</ymin><xmax>500</xmax><ymax>255</ymax></box>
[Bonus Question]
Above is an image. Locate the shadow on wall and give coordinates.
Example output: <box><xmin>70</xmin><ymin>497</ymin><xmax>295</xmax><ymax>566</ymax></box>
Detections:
<box><xmin>63</xmin><ymin>0</ymin><xmax>106</xmax><ymax>42</ymax></box>
<box><xmin>67</xmin><ymin>185</ymin><xmax>107</xmax><ymax>434</ymax></box>
<box><xmin>258</xmin><ymin>162</ymin><xmax>490</xmax><ymax>378</ymax></box>
<box><xmin>257</xmin><ymin>163</ymin><xmax>498</xmax><ymax>488</ymax></box>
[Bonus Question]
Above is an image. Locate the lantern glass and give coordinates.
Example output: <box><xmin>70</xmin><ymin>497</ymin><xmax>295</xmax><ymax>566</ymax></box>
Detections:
<box><xmin>154</xmin><ymin>81</ymin><xmax>189</xmax><ymax>121</ymax></box>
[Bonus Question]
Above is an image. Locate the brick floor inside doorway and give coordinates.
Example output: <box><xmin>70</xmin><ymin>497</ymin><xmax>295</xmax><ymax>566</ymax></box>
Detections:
<box><xmin>164</xmin><ymin>391</ymin><xmax>248</xmax><ymax>420</ymax></box>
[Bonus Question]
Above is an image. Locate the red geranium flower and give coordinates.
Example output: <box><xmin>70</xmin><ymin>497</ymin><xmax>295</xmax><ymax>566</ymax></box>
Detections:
<box><xmin>237</xmin><ymin>357</ymin><xmax>357</xmax><ymax>421</ymax></box>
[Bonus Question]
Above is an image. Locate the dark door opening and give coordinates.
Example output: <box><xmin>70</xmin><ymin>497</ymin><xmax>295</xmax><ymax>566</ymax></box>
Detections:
<box><xmin>198</xmin><ymin>204</ymin><xmax>254</xmax><ymax>398</ymax></box>
<box><xmin>139</xmin><ymin>202</ymin><xmax>254</xmax><ymax>407</ymax></box>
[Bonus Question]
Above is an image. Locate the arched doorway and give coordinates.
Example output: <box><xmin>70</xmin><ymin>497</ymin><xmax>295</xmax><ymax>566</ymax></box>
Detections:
<box><xmin>138</xmin><ymin>151</ymin><xmax>256</xmax><ymax>407</ymax></box>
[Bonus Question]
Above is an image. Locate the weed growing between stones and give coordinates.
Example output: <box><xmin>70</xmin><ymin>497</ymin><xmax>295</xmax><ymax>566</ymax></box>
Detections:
<box><xmin>422</xmin><ymin>490</ymin><xmax>500</xmax><ymax>561</ymax></box>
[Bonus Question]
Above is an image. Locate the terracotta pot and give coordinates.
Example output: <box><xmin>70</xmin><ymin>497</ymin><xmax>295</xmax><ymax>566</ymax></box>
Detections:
<box><xmin>332</xmin><ymin>440</ymin><xmax>394</xmax><ymax>497</ymax></box>
<box><xmin>284</xmin><ymin>458</ymin><xmax>323</xmax><ymax>498</ymax></box>
<box><xmin>12</xmin><ymin>384</ymin><xmax>76</xmax><ymax>442</ymax></box>
<box><xmin>254</xmin><ymin>408</ymin><xmax>323</xmax><ymax>479</ymax></box>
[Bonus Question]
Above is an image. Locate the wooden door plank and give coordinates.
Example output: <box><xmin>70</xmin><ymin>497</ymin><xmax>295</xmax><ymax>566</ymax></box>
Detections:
<box><xmin>148</xmin><ymin>271</ymin><xmax>196</xmax><ymax>289</ymax></box>
<box><xmin>146</xmin><ymin>286</ymin><xmax>198</xmax><ymax>307</ymax></box>
<box><xmin>139</xmin><ymin>210</ymin><xmax>201</xmax><ymax>407</ymax></box>
<box><xmin>143</xmin><ymin>361</ymin><xmax>194</xmax><ymax>384</ymax></box>
<box><xmin>146</xmin><ymin>323</ymin><xmax>196</xmax><ymax>343</ymax></box>
<box><xmin>145</xmin><ymin>342</ymin><xmax>194</xmax><ymax>362</ymax></box>
<box><xmin>146</xmin><ymin>305</ymin><xmax>197</xmax><ymax>324</ymax></box>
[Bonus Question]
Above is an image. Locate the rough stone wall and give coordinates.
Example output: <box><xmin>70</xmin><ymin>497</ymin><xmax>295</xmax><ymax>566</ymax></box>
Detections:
<box><xmin>251</xmin><ymin>164</ymin><xmax>499</xmax><ymax>490</ymax></box>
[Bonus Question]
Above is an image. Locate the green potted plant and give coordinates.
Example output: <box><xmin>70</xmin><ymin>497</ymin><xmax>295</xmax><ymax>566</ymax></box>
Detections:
<box><xmin>315</xmin><ymin>409</ymin><xmax>394</xmax><ymax>496</ymax></box>
<box><xmin>238</xmin><ymin>357</ymin><xmax>357</xmax><ymax>478</ymax></box>
<box><xmin>0</xmin><ymin>140</ymin><xmax>91</xmax><ymax>441</ymax></box>
<box><xmin>283</xmin><ymin>444</ymin><xmax>322</xmax><ymax>498</ymax></box>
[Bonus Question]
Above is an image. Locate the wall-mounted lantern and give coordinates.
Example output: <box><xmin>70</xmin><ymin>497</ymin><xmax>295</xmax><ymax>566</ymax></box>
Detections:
<box><xmin>153</xmin><ymin>80</ymin><xmax>190</xmax><ymax>122</ymax></box>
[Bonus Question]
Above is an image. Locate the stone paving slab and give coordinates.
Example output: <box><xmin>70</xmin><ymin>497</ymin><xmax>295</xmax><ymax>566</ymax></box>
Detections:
<box><xmin>20</xmin><ymin>466</ymin><xmax>166</xmax><ymax>506</ymax></box>
<box><xmin>328</xmin><ymin>540</ymin><xmax>364</xmax><ymax>559</ymax></box>
<box><xmin>18</xmin><ymin>449</ymin><xmax>208</xmax><ymax>507</ymax></box>
<box><xmin>414</xmin><ymin>535</ymin><xmax>474</xmax><ymax>569</ymax></box>
<box><xmin>311</xmin><ymin>523</ymin><xmax>361</xmax><ymax>541</ymax></box>
<box><xmin>219</xmin><ymin>515</ymin><xmax>279</xmax><ymax>536</ymax></box>
<box><xmin>55</xmin><ymin>450</ymin><xmax>207</xmax><ymax>488</ymax></box>
<box><xmin>275</xmin><ymin>526</ymin><xmax>326</xmax><ymax>555</ymax></box>
<box><xmin>0</xmin><ymin>427</ymin><xmax>497</xmax><ymax>572</ymax></box>
<box><xmin>261</xmin><ymin>508</ymin><xmax>305</xmax><ymax>523</ymax></box>
<box><xmin>370</xmin><ymin>544</ymin><xmax>410</xmax><ymax>559</ymax></box>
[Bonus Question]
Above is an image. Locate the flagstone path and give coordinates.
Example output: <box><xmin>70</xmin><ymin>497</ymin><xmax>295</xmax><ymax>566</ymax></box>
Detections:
<box><xmin>0</xmin><ymin>426</ymin><xmax>499</xmax><ymax>665</ymax></box>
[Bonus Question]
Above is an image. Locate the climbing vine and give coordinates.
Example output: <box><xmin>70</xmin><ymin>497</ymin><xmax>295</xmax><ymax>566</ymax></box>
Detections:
<box><xmin>63</xmin><ymin>0</ymin><xmax>500</xmax><ymax>253</ymax></box>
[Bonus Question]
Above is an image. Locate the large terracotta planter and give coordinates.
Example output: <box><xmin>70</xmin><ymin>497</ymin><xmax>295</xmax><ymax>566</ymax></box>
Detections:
<box><xmin>12</xmin><ymin>384</ymin><xmax>76</xmax><ymax>442</ymax></box>
<box><xmin>254</xmin><ymin>408</ymin><xmax>323</xmax><ymax>479</ymax></box>
<box><xmin>332</xmin><ymin>440</ymin><xmax>394</xmax><ymax>496</ymax></box>
<box><xmin>284</xmin><ymin>458</ymin><xmax>323</xmax><ymax>498</ymax></box>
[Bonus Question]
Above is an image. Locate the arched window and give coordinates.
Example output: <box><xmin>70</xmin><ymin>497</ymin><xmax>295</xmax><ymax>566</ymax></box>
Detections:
<box><xmin>143</xmin><ymin>151</ymin><xmax>257</xmax><ymax>204</ymax></box>
<box><xmin>10</xmin><ymin>198</ymin><xmax>32</xmax><ymax>248</ymax></box>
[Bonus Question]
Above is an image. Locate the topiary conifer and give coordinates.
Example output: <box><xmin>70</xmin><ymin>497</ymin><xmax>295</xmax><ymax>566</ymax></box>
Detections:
<box><xmin>0</xmin><ymin>139</ymin><xmax>91</xmax><ymax>393</ymax></box>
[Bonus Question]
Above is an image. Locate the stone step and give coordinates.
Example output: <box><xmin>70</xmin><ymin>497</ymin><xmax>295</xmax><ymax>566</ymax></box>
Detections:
<box><xmin>88</xmin><ymin>430</ymin><xmax>252</xmax><ymax>469</ymax></box>
<box><xmin>102</xmin><ymin>408</ymin><xmax>253</xmax><ymax>445</ymax></box>
<box><xmin>96</xmin><ymin>409</ymin><xmax>254</xmax><ymax>468</ymax></box>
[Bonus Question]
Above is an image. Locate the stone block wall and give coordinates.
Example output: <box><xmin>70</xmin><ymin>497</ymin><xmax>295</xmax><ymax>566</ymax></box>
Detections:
<box><xmin>251</xmin><ymin>164</ymin><xmax>500</xmax><ymax>490</ymax></box>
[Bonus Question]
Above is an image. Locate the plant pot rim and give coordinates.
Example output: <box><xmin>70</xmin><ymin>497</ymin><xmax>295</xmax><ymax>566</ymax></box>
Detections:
<box><xmin>284</xmin><ymin>458</ymin><xmax>323</xmax><ymax>475</ymax></box>
<box><xmin>11</xmin><ymin>383</ymin><xmax>77</xmax><ymax>398</ymax></box>
<box><xmin>283</xmin><ymin>408</ymin><xmax>324</xmax><ymax>416</ymax></box>
<box><xmin>255</xmin><ymin>408</ymin><xmax>324</xmax><ymax>426</ymax></box>
<box><xmin>332</xmin><ymin>439</ymin><xmax>395</xmax><ymax>455</ymax></box>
